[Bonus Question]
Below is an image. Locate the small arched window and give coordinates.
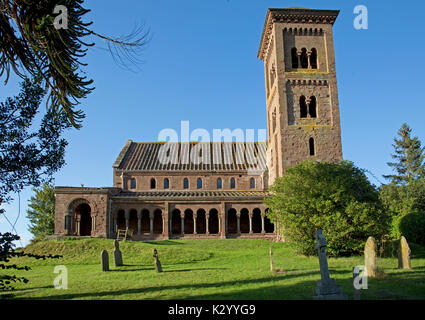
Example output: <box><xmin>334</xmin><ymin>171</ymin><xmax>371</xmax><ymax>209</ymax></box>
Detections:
<box><xmin>164</xmin><ymin>178</ymin><xmax>169</xmax><ymax>189</ymax></box>
<box><xmin>250</xmin><ymin>178</ymin><xmax>255</xmax><ymax>189</ymax></box>
<box><xmin>183</xmin><ymin>178</ymin><xmax>189</xmax><ymax>189</ymax></box>
<box><xmin>230</xmin><ymin>178</ymin><xmax>236</xmax><ymax>189</ymax></box>
<box><xmin>291</xmin><ymin>47</ymin><xmax>298</xmax><ymax>69</ymax></box>
<box><xmin>300</xmin><ymin>96</ymin><xmax>308</xmax><ymax>118</ymax></box>
<box><xmin>309</xmin><ymin>138</ymin><xmax>315</xmax><ymax>156</ymax></box>
<box><xmin>130</xmin><ymin>178</ymin><xmax>136</xmax><ymax>189</ymax></box>
<box><xmin>309</xmin><ymin>96</ymin><xmax>317</xmax><ymax>118</ymax></box>
<box><xmin>310</xmin><ymin>48</ymin><xmax>318</xmax><ymax>69</ymax></box>
<box><xmin>150</xmin><ymin>178</ymin><xmax>156</xmax><ymax>189</ymax></box>
<box><xmin>197</xmin><ymin>178</ymin><xmax>203</xmax><ymax>189</ymax></box>
<box><xmin>217</xmin><ymin>178</ymin><xmax>222</xmax><ymax>189</ymax></box>
<box><xmin>300</xmin><ymin>48</ymin><xmax>308</xmax><ymax>68</ymax></box>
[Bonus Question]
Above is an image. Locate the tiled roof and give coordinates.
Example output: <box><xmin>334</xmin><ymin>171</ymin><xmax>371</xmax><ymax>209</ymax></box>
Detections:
<box><xmin>112</xmin><ymin>190</ymin><xmax>270</xmax><ymax>200</ymax></box>
<box><xmin>113</xmin><ymin>141</ymin><xmax>267</xmax><ymax>172</ymax></box>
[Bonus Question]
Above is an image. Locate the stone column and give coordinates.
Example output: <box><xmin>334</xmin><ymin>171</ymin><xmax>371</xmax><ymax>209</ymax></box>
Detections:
<box><xmin>220</xmin><ymin>202</ymin><xmax>226</xmax><ymax>239</ymax></box>
<box><xmin>149</xmin><ymin>212</ymin><xmax>154</xmax><ymax>235</ymax></box>
<box><xmin>181</xmin><ymin>212</ymin><xmax>185</xmax><ymax>235</ymax></box>
<box><xmin>163</xmin><ymin>202</ymin><xmax>169</xmax><ymax>239</ymax></box>
<box><xmin>261</xmin><ymin>214</ymin><xmax>265</xmax><ymax>234</ymax></box>
<box><xmin>206</xmin><ymin>213</ymin><xmax>210</xmax><ymax>235</ymax></box>
<box><xmin>76</xmin><ymin>216</ymin><xmax>81</xmax><ymax>236</ymax></box>
<box><xmin>124</xmin><ymin>210</ymin><xmax>129</xmax><ymax>229</ymax></box>
<box><xmin>236</xmin><ymin>212</ymin><xmax>241</xmax><ymax>235</ymax></box>
<box><xmin>297</xmin><ymin>51</ymin><xmax>302</xmax><ymax>68</ymax></box>
<box><xmin>249</xmin><ymin>212</ymin><xmax>253</xmax><ymax>234</ymax></box>
<box><xmin>193</xmin><ymin>213</ymin><xmax>197</xmax><ymax>235</ymax></box>
<box><xmin>137</xmin><ymin>211</ymin><xmax>142</xmax><ymax>235</ymax></box>
<box><xmin>307</xmin><ymin>51</ymin><xmax>312</xmax><ymax>69</ymax></box>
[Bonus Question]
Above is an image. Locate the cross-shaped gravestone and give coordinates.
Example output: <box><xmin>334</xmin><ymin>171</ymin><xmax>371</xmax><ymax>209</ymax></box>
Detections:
<box><xmin>313</xmin><ymin>230</ymin><xmax>347</xmax><ymax>300</ymax></box>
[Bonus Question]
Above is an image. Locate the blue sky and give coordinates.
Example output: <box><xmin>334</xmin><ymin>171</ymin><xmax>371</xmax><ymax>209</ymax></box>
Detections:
<box><xmin>2</xmin><ymin>0</ymin><xmax>425</xmax><ymax>246</ymax></box>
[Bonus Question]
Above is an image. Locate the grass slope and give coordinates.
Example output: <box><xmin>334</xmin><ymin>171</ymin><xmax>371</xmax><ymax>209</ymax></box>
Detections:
<box><xmin>2</xmin><ymin>238</ymin><xmax>425</xmax><ymax>300</ymax></box>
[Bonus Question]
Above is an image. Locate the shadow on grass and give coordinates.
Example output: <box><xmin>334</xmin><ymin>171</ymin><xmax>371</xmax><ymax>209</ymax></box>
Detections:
<box><xmin>18</xmin><ymin>271</ymin><xmax>325</xmax><ymax>300</ymax></box>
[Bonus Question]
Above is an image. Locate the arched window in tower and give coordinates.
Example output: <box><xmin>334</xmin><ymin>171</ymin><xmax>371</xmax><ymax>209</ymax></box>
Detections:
<box><xmin>300</xmin><ymin>96</ymin><xmax>308</xmax><ymax>118</ymax></box>
<box><xmin>150</xmin><ymin>178</ymin><xmax>156</xmax><ymax>189</ymax></box>
<box><xmin>197</xmin><ymin>178</ymin><xmax>203</xmax><ymax>189</ymax></box>
<box><xmin>309</xmin><ymin>138</ymin><xmax>315</xmax><ymax>156</ymax></box>
<box><xmin>183</xmin><ymin>178</ymin><xmax>189</xmax><ymax>189</ymax></box>
<box><xmin>217</xmin><ymin>178</ymin><xmax>222</xmax><ymax>189</ymax></box>
<box><xmin>310</xmin><ymin>48</ymin><xmax>318</xmax><ymax>69</ymax></box>
<box><xmin>230</xmin><ymin>178</ymin><xmax>236</xmax><ymax>189</ymax></box>
<box><xmin>250</xmin><ymin>178</ymin><xmax>255</xmax><ymax>189</ymax></box>
<box><xmin>164</xmin><ymin>178</ymin><xmax>169</xmax><ymax>189</ymax></box>
<box><xmin>130</xmin><ymin>178</ymin><xmax>136</xmax><ymax>189</ymax></box>
<box><xmin>291</xmin><ymin>48</ymin><xmax>298</xmax><ymax>69</ymax></box>
<box><xmin>309</xmin><ymin>96</ymin><xmax>317</xmax><ymax>118</ymax></box>
<box><xmin>300</xmin><ymin>48</ymin><xmax>308</xmax><ymax>68</ymax></box>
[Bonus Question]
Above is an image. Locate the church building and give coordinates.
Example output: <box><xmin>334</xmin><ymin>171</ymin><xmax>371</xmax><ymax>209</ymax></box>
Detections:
<box><xmin>54</xmin><ymin>7</ymin><xmax>343</xmax><ymax>241</ymax></box>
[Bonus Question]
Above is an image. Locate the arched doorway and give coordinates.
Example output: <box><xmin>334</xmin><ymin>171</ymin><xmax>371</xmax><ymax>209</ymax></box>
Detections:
<box><xmin>196</xmin><ymin>209</ymin><xmax>206</xmax><ymax>234</ymax></box>
<box><xmin>75</xmin><ymin>203</ymin><xmax>91</xmax><ymax>236</ymax></box>
<box><xmin>240</xmin><ymin>208</ymin><xmax>249</xmax><ymax>234</ymax></box>
<box><xmin>184</xmin><ymin>209</ymin><xmax>194</xmax><ymax>234</ymax></box>
<box><xmin>209</xmin><ymin>209</ymin><xmax>219</xmax><ymax>234</ymax></box>
<box><xmin>252</xmin><ymin>208</ymin><xmax>262</xmax><ymax>234</ymax></box>
<box><xmin>171</xmin><ymin>209</ymin><xmax>181</xmax><ymax>235</ymax></box>
<box><xmin>153</xmin><ymin>209</ymin><xmax>163</xmax><ymax>234</ymax></box>
<box><xmin>227</xmin><ymin>208</ymin><xmax>237</xmax><ymax>234</ymax></box>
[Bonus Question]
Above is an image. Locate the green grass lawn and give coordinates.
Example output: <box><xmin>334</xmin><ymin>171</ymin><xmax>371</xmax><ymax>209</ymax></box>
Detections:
<box><xmin>2</xmin><ymin>238</ymin><xmax>425</xmax><ymax>300</ymax></box>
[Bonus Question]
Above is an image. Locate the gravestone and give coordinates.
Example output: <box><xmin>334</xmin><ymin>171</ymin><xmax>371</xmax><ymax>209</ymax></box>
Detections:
<box><xmin>114</xmin><ymin>240</ymin><xmax>123</xmax><ymax>267</ymax></box>
<box><xmin>153</xmin><ymin>248</ymin><xmax>163</xmax><ymax>273</ymax></box>
<box><xmin>398</xmin><ymin>236</ymin><xmax>411</xmax><ymax>269</ymax></box>
<box><xmin>312</xmin><ymin>230</ymin><xmax>347</xmax><ymax>300</ymax></box>
<box><xmin>364</xmin><ymin>237</ymin><xmax>377</xmax><ymax>277</ymax></box>
<box><xmin>101</xmin><ymin>250</ymin><xmax>109</xmax><ymax>272</ymax></box>
<box><xmin>270</xmin><ymin>247</ymin><xmax>274</xmax><ymax>272</ymax></box>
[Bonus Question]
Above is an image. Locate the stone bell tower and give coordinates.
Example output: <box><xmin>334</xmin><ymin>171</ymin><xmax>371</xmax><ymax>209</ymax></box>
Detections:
<box><xmin>258</xmin><ymin>8</ymin><xmax>343</xmax><ymax>185</ymax></box>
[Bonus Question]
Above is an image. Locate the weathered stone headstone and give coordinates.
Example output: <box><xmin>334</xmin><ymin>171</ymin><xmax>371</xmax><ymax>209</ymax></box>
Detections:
<box><xmin>113</xmin><ymin>240</ymin><xmax>123</xmax><ymax>267</ymax></box>
<box><xmin>313</xmin><ymin>230</ymin><xmax>347</xmax><ymax>300</ymax></box>
<box><xmin>398</xmin><ymin>236</ymin><xmax>411</xmax><ymax>269</ymax></box>
<box><xmin>364</xmin><ymin>236</ymin><xmax>377</xmax><ymax>278</ymax></box>
<box><xmin>101</xmin><ymin>250</ymin><xmax>109</xmax><ymax>272</ymax></box>
<box><xmin>153</xmin><ymin>248</ymin><xmax>162</xmax><ymax>273</ymax></box>
<box><xmin>270</xmin><ymin>247</ymin><xmax>274</xmax><ymax>272</ymax></box>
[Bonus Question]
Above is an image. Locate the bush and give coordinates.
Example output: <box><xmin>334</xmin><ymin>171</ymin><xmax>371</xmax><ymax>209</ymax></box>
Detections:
<box><xmin>264</xmin><ymin>160</ymin><xmax>391</xmax><ymax>256</ymax></box>
<box><xmin>399</xmin><ymin>212</ymin><xmax>425</xmax><ymax>245</ymax></box>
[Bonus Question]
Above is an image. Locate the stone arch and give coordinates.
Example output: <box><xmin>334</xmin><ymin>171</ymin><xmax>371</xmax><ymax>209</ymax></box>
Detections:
<box><xmin>240</xmin><ymin>208</ymin><xmax>250</xmax><ymax>234</ymax></box>
<box><xmin>227</xmin><ymin>208</ymin><xmax>237</xmax><ymax>234</ymax></box>
<box><xmin>67</xmin><ymin>198</ymin><xmax>93</xmax><ymax>236</ymax></box>
<box><xmin>128</xmin><ymin>209</ymin><xmax>138</xmax><ymax>234</ymax></box>
<box><xmin>209</xmin><ymin>209</ymin><xmax>219</xmax><ymax>234</ymax></box>
<box><xmin>196</xmin><ymin>209</ymin><xmax>206</xmax><ymax>234</ymax></box>
<box><xmin>184</xmin><ymin>209</ymin><xmax>194</xmax><ymax>234</ymax></box>
<box><xmin>153</xmin><ymin>209</ymin><xmax>163</xmax><ymax>234</ymax></box>
<box><xmin>171</xmin><ymin>209</ymin><xmax>181</xmax><ymax>235</ymax></box>
<box><xmin>252</xmin><ymin>208</ymin><xmax>262</xmax><ymax>234</ymax></box>
<box><xmin>141</xmin><ymin>209</ymin><xmax>150</xmax><ymax>233</ymax></box>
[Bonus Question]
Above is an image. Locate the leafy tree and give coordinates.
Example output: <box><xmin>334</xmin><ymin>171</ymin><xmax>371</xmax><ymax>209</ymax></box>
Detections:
<box><xmin>0</xmin><ymin>77</ymin><xmax>68</xmax><ymax>213</ymax></box>
<box><xmin>0</xmin><ymin>232</ymin><xmax>60</xmax><ymax>291</ymax></box>
<box><xmin>1</xmin><ymin>0</ymin><xmax>149</xmax><ymax>128</ymax></box>
<box><xmin>384</xmin><ymin>123</ymin><xmax>425</xmax><ymax>185</ymax></box>
<box><xmin>264</xmin><ymin>160</ymin><xmax>390</xmax><ymax>256</ymax></box>
<box><xmin>26</xmin><ymin>184</ymin><xmax>56</xmax><ymax>239</ymax></box>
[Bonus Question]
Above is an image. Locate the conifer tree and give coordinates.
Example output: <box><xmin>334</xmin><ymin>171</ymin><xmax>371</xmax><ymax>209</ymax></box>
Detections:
<box><xmin>384</xmin><ymin>123</ymin><xmax>425</xmax><ymax>185</ymax></box>
<box><xmin>26</xmin><ymin>184</ymin><xmax>56</xmax><ymax>238</ymax></box>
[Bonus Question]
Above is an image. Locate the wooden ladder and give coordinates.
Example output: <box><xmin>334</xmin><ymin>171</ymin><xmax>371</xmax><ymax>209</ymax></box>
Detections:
<box><xmin>116</xmin><ymin>228</ymin><xmax>128</xmax><ymax>241</ymax></box>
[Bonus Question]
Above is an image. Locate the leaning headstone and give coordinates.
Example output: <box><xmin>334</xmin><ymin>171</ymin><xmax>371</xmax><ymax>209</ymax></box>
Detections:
<box><xmin>113</xmin><ymin>240</ymin><xmax>123</xmax><ymax>267</ymax></box>
<box><xmin>153</xmin><ymin>248</ymin><xmax>163</xmax><ymax>273</ymax></box>
<box><xmin>398</xmin><ymin>236</ymin><xmax>411</xmax><ymax>269</ymax></box>
<box><xmin>101</xmin><ymin>250</ymin><xmax>109</xmax><ymax>272</ymax></box>
<box><xmin>364</xmin><ymin>237</ymin><xmax>377</xmax><ymax>278</ymax></box>
<box><xmin>270</xmin><ymin>247</ymin><xmax>274</xmax><ymax>272</ymax></box>
<box><xmin>313</xmin><ymin>230</ymin><xmax>347</xmax><ymax>300</ymax></box>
